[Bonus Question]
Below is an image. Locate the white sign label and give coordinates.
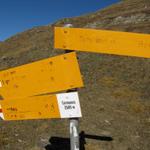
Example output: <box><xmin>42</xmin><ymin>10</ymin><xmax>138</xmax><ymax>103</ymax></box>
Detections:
<box><xmin>57</xmin><ymin>92</ymin><xmax>82</xmax><ymax>118</ymax></box>
<box><xmin>0</xmin><ymin>113</ymin><xmax>4</xmax><ymax>120</ymax></box>
<box><xmin>0</xmin><ymin>81</ymin><xmax>2</xmax><ymax>88</ymax></box>
<box><xmin>0</xmin><ymin>105</ymin><xmax>4</xmax><ymax>120</ymax></box>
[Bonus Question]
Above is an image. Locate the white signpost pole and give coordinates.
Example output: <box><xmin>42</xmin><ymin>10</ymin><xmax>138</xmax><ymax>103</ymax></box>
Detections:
<box><xmin>64</xmin><ymin>24</ymin><xmax>80</xmax><ymax>150</ymax></box>
<box><xmin>70</xmin><ymin>118</ymin><xmax>80</xmax><ymax>150</ymax></box>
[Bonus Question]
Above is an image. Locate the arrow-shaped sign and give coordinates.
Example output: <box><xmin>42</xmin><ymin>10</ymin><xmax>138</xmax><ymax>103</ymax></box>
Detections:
<box><xmin>0</xmin><ymin>52</ymin><xmax>83</xmax><ymax>99</ymax></box>
<box><xmin>55</xmin><ymin>27</ymin><xmax>150</xmax><ymax>58</ymax></box>
<box><xmin>0</xmin><ymin>92</ymin><xmax>82</xmax><ymax>121</ymax></box>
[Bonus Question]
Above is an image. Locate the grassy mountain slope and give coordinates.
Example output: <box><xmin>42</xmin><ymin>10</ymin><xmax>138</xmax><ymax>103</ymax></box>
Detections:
<box><xmin>0</xmin><ymin>0</ymin><xmax>150</xmax><ymax>150</ymax></box>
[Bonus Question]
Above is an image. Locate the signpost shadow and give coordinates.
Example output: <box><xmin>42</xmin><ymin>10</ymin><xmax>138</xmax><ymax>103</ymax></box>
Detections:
<box><xmin>45</xmin><ymin>131</ymin><xmax>113</xmax><ymax>150</ymax></box>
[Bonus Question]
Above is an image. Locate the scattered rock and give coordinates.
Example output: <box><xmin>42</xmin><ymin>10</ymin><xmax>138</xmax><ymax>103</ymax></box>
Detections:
<box><xmin>18</xmin><ymin>139</ymin><xmax>23</xmax><ymax>143</ymax></box>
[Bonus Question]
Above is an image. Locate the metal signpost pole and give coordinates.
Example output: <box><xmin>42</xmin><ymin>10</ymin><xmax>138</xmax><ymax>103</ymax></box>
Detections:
<box><xmin>70</xmin><ymin>118</ymin><xmax>80</xmax><ymax>150</ymax></box>
<box><xmin>64</xmin><ymin>24</ymin><xmax>80</xmax><ymax>150</ymax></box>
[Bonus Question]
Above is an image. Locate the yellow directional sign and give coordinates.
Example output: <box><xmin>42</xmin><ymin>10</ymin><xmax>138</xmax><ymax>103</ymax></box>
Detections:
<box><xmin>0</xmin><ymin>52</ymin><xmax>83</xmax><ymax>100</ymax></box>
<box><xmin>54</xmin><ymin>27</ymin><xmax>150</xmax><ymax>58</ymax></box>
<box><xmin>0</xmin><ymin>92</ymin><xmax>82</xmax><ymax>121</ymax></box>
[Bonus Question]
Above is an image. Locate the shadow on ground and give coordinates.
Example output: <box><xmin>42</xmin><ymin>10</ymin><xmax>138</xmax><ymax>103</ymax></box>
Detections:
<box><xmin>45</xmin><ymin>131</ymin><xmax>113</xmax><ymax>150</ymax></box>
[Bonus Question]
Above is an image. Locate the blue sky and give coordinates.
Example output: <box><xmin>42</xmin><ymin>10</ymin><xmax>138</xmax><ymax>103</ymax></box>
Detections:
<box><xmin>0</xmin><ymin>0</ymin><xmax>120</xmax><ymax>41</ymax></box>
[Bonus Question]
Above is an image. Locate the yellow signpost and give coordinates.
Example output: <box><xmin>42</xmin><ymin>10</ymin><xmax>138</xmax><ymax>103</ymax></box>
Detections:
<box><xmin>0</xmin><ymin>92</ymin><xmax>82</xmax><ymax>121</ymax></box>
<box><xmin>54</xmin><ymin>27</ymin><xmax>150</xmax><ymax>58</ymax></box>
<box><xmin>0</xmin><ymin>52</ymin><xmax>83</xmax><ymax>100</ymax></box>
